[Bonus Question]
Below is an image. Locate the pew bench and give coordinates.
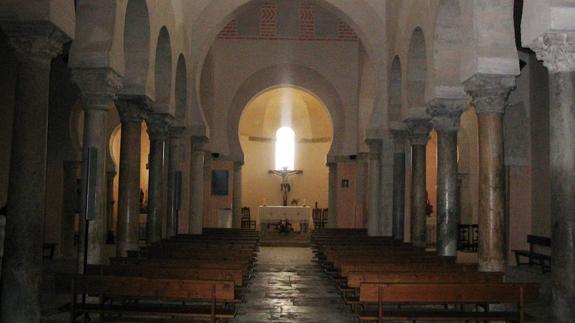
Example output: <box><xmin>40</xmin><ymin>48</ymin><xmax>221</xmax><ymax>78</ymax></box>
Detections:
<box><xmin>357</xmin><ymin>282</ymin><xmax>538</xmax><ymax>323</ymax></box>
<box><xmin>513</xmin><ymin>235</ymin><xmax>551</xmax><ymax>273</ymax></box>
<box><xmin>341</xmin><ymin>272</ymin><xmax>504</xmax><ymax>311</ymax></box>
<box><xmin>70</xmin><ymin>275</ymin><xmax>237</xmax><ymax>322</ymax></box>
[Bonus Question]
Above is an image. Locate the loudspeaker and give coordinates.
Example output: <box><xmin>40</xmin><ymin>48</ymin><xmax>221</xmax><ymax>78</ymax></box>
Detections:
<box><xmin>82</xmin><ymin>147</ymin><xmax>98</xmax><ymax>221</ymax></box>
<box><xmin>174</xmin><ymin>171</ymin><xmax>182</xmax><ymax>210</ymax></box>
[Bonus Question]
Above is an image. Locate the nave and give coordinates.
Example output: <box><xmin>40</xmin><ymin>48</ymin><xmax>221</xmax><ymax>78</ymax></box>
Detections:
<box><xmin>38</xmin><ymin>228</ymin><xmax>551</xmax><ymax>323</ymax></box>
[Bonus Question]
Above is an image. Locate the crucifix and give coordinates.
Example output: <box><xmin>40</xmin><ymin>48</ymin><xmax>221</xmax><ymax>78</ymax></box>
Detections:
<box><xmin>268</xmin><ymin>167</ymin><xmax>303</xmax><ymax>206</ymax></box>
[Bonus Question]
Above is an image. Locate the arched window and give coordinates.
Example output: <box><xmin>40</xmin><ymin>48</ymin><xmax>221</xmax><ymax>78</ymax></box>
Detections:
<box><xmin>275</xmin><ymin>127</ymin><xmax>295</xmax><ymax>170</ymax></box>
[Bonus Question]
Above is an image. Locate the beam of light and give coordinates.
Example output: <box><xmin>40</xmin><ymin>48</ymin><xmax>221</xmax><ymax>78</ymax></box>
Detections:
<box><xmin>275</xmin><ymin>126</ymin><xmax>295</xmax><ymax>170</ymax></box>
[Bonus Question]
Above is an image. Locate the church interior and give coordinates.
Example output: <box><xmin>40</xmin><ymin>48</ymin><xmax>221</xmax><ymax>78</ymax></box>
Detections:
<box><xmin>0</xmin><ymin>0</ymin><xmax>574</xmax><ymax>322</ymax></box>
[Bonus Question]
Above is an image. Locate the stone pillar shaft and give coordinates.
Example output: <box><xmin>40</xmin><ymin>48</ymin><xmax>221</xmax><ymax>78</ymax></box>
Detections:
<box><xmin>61</xmin><ymin>161</ymin><xmax>81</xmax><ymax>258</ymax></box>
<box><xmin>464</xmin><ymin>74</ymin><xmax>515</xmax><ymax>272</ymax></box>
<box><xmin>367</xmin><ymin>141</ymin><xmax>381</xmax><ymax>236</ymax></box>
<box><xmin>232</xmin><ymin>162</ymin><xmax>243</xmax><ymax>229</ymax></box>
<box><xmin>477</xmin><ymin>113</ymin><xmax>505</xmax><ymax>270</ymax></box>
<box><xmin>166</xmin><ymin>127</ymin><xmax>185</xmax><ymax>237</ymax></box>
<box><xmin>391</xmin><ymin>131</ymin><xmax>406</xmax><ymax>240</ymax></box>
<box><xmin>115</xmin><ymin>96</ymin><xmax>149</xmax><ymax>255</ymax></box>
<box><xmin>549</xmin><ymin>70</ymin><xmax>575</xmax><ymax>322</ymax></box>
<box><xmin>406</xmin><ymin>118</ymin><xmax>431</xmax><ymax>248</ymax></box>
<box><xmin>327</xmin><ymin>162</ymin><xmax>337</xmax><ymax>228</ymax></box>
<box><xmin>410</xmin><ymin>144</ymin><xmax>427</xmax><ymax>247</ymax></box>
<box><xmin>71</xmin><ymin>68</ymin><xmax>122</xmax><ymax>274</ymax></box>
<box><xmin>190</xmin><ymin>137</ymin><xmax>206</xmax><ymax>234</ymax></box>
<box><xmin>529</xmin><ymin>32</ymin><xmax>575</xmax><ymax>321</ymax></box>
<box><xmin>0</xmin><ymin>21</ymin><xmax>69</xmax><ymax>323</ymax></box>
<box><xmin>428</xmin><ymin>99</ymin><xmax>467</xmax><ymax>256</ymax></box>
<box><xmin>146</xmin><ymin>114</ymin><xmax>172</xmax><ymax>243</ymax></box>
<box><xmin>435</xmin><ymin>131</ymin><xmax>459</xmax><ymax>255</ymax></box>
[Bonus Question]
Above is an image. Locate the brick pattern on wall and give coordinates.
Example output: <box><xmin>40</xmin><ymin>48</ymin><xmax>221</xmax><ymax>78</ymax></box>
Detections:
<box><xmin>217</xmin><ymin>1</ymin><xmax>358</xmax><ymax>42</ymax></box>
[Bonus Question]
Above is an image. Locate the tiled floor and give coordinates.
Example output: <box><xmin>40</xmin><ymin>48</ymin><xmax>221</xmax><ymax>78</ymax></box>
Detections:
<box><xmin>233</xmin><ymin>247</ymin><xmax>358</xmax><ymax>323</ymax></box>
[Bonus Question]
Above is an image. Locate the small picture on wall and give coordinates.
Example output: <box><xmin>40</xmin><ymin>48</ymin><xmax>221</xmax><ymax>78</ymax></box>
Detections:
<box><xmin>341</xmin><ymin>179</ymin><xmax>349</xmax><ymax>188</ymax></box>
<box><xmin>211</xmin><ymin>170</ymin><xmax>229</xmax><ymax>196</ymax></box>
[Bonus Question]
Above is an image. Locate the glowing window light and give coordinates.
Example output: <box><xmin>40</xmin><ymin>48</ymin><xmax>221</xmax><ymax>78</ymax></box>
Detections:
<box><xmin>275</xmin><ymin>127</ymin><xmax>295</xmax><ymax>171</ymax></box>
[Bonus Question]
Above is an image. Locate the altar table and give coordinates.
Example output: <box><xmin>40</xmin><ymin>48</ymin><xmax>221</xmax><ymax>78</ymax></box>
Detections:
<box><xmin>257</xmin><ymin>206</ymin><xmax>312</xmax><ymax>232</ymax></box>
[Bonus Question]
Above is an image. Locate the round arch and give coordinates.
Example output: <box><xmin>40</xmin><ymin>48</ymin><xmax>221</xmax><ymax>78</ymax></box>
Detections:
<box><xmin>389</xmin><ymin>56</ymin><xmax>402</xmax><ymax>124</ymax></box>
<box><xmin>189</xmin><ymin>0</ymin><xmax>385</xmax><ymax>128</ymax></box>
<box><xmin>407</xmin><ymin>27</ymin><xmax>427</xmax><ymax>110</ymax></box>
<box><xmin>227</xmin><ymin>64</ymin><xmax>345</xmax><ymax>162</ymax></box>
<box><xmin>154</xmin><ymin>27</ymin><xmax>173</xmax><ymax>111</ymax></box>
<box><xmin>122</xmin><ymin>0</ymin><xmax>151</xmax><ymax>95</ymax></box>
<box><xmin>174</xmin><ymin>54</ymin><xmax>187</xmax><ymax>124</ymax></box>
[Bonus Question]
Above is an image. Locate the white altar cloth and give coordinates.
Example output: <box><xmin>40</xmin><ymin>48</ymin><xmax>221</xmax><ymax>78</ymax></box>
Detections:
<box><xmin>257</xmin><ymin>206</ymin><xmax>312</xmax><ymax>231</ymax></box>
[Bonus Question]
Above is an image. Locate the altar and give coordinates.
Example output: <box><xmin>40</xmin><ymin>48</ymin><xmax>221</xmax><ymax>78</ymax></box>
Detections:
<box><xmin>257</xmin><ymin>206</ymin><xmax>312</xmax><ymax>232</ymax></box>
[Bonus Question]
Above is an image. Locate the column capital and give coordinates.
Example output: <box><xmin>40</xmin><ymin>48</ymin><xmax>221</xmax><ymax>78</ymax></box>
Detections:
<box><xmin>405</xmin><ymin>118</ymin><xmax>432</xmax><ymax>146</ymax></box>
<box><xmin>115</xmin><ymin>94</ymin><xmax>152</xmax><ymax>123</ymax></box>
<box><xmin>146</xmin><ymin>113</ymin><xmax>174</xmax><ymax>141</ymax></box>
<box><xmin>366</xmin><ymin>139</ymin><xmax>382</xmax><ymax>159</ymax></box>
<box><xmin>72</xmin><ymin>68</ymin><xmax>123</xmax><ymax>111</ymax></box>
<box><xmin>0</xmin><ymin>21</ymin><xmax>70</xmax><ymax>63</ymax></box>
<box><xmin>427</xmin><ymin>98</ymin><xmax>469</xmax><ymax>133</ymax></box>
<box><xmin>390</xmin><ymin>129</ymin><xmax>407</xmax><ymax>153</ymax></box>
<box><xmin>529</xmin><ymin>31</ymin><xmax>575</xmax><ymax>73</ymax></box>
<box><xmin>191</xmin><ymin>135</ymin><xmax>209</xmax><ymax>152</ymax></box>
<box><xmin>463</xmin><ymin>74</ymin><xmax>516</xmax><ymax>114</ymax></box>
<box><xmin>169</xmin><ymin>126</ymin><xmax>187</xmax><ymax>140</ymax></box>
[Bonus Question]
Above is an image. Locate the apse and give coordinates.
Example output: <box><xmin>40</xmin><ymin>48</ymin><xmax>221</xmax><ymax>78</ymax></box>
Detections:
<box><xmin>238</xmin><ymin>87</ymin><xmax>333</xmax><ymax>212</ymax></box>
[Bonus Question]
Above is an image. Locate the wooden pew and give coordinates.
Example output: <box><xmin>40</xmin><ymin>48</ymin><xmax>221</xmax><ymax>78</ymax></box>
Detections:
<box><xmin>341</xmin><ymin>271</ymin><xmax>504</xmax><ymax>310</ymax></box>
<box><xmin>70</xmin><ymin>275</ymin><xmax>237</xmax><ymax>322</ymax></box>
<box><xmin>86</xmin><ymin>264</ymin><xmax>244</xmax><ymax>287</ymax></box>
<box><xmin>357</xmin><ymin>282</ymin><xmax>538</xmax><ymax>322</ymax></box>
<box><xmin>513</xmin><ymin>234</ymin><xmax>551</xmax><ymax>273</ymax></box>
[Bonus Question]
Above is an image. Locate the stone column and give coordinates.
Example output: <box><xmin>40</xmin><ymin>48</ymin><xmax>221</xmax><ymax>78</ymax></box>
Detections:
<box><xmin>406</xmin><ymin>117</ymin><xmax>431</xmax><ymax>247</ymax></box>
<box><xmin>366</xmin><ymin>140</ymin><xmax>382</xmax><ymax>236</ymax></box>
<box><xmin>0</xmin><ymin>21</ymin><xmax>69</xmax><ymax>323</ymax></box>
<box><xmin>166</xmin><ymin>126</ymin><xmax>185</xmax><ymax>237</ymax></box>
<box><xmin>428</xmin><ymin>98</ymin><xmax>468</xmax><ymax>256</ymax></box>
<box><xmin>379</xmin><ymin>135</ymin><xmax>395</xmax><ymax>236</ymax></box>
<box><xmin>391</xmin><ymin>129</ymin><xmax>406</xmax><ymax>241</ymax></box>
<box><xmin>327</xmin><ymin>161</ymin><xmax>338</xmax><ymax>228</ymax></box>
<box><xmin>61</xmin><ymin>161</ymin><xmax>81</xmax><ymax>259</ymax></box>
<box><xmin>145</xmin><ymin>114</ymin><xmax>172</xmax><ymax>243</ymax></box>
<box><xmin>114</xmin><ymin>95</ymin><xmax>150</xmax><ymax>255</ymax></box>
<box><xmin>105</xmin><ymin>169</ymin><xmax>116</xmax><ymax>244</ymax></box>
<box><xmin>72</xmin><ymin>68</ymin><xmax>122</xmax><ymax>270</ymax></box>
<box><xmin>530</xmin><ymin>32</ymin><xmax>575</xmax><ymax>321</ymax></box>
<box><xmin>190</xmin><ymin>136</ymin><xmax>207</xmax><ymax>234</ymax></box>
<box><xmin>464</xmin><ymin>74</ymin><xmax>515</xmax><ymax>272</ymax></box>
<box><xmin>232</xmin><ymin>161</ymin><xmax>243</xmax><ymax>229</ymax></box>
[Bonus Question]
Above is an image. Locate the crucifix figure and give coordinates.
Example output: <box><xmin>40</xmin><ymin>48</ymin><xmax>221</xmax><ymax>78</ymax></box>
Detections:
<box><xmin>268</xmin><ymin>167</ymin><xmax>303</xmax><ymax>206</ymax></box>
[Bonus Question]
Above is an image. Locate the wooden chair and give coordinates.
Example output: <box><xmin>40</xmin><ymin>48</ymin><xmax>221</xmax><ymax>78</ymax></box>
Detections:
<box><xmin>312</xmin><ymin>208</ymin><xmax>322</xmax><ymax>229</ymax></box>
<box><xmin>240</xmin><ymin>207</ymin><xmax>256</xmax><ymax>230</ymax></box>
<box><xmin>320</xmin><ymin>208</ymin><xmax>329</xmax><ymax>228</ymax></box>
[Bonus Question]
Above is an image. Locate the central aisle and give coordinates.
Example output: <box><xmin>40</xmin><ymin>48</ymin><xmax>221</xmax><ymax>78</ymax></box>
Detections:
<box><xmin>233</xmin><ymin>247</ymin><xmax>357</xmax><ymax>323</ymax></box>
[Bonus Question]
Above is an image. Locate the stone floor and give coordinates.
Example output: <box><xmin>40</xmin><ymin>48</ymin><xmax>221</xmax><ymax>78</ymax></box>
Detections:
<box><xmin>233</xmin><ymin>246</ymin><xmax>358</xmax><ymax>322</ymax></box>
<box><xmin>39</xmin><ymin>248</ymin><xmax>553</xmax><ymax>323</ymax></box>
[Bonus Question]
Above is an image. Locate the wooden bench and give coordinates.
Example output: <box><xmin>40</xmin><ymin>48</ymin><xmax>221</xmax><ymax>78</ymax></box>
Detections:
<box><xmin>87</xmin><ymin>264</ymin><xmax>245</xmax><ymax>287</ymax></box>
<box><xmin>70</xmin><ymin>275</ymin><xmax>237</xmax><ymax>322</ymax></box>
<box><xmin>43</xmin><ymin>243</ymin><xmax>57</xmax><ymax>259</ymax></box>
<box><xmin>341</xmin><ymin>271</ymin><xmax>504</xmax><ymax>311</ymax></box>
<box><xmin>358</xmin><ymin>282</ymin><xmax>538</xmax><ymax>322</ymax></box>
<box><xmin>513</xmin><ymin>235</ymin><xmax>551</xmax><ymax>273</ymax></box>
